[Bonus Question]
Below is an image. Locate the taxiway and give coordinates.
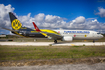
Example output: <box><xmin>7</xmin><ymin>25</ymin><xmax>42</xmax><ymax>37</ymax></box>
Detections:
<box><xmin>0</xmin><ymin>42</ymin><xmax>105</xmax><ymax>46</ymax></box>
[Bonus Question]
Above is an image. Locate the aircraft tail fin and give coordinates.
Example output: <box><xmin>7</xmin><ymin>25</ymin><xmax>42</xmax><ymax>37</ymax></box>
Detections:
<box><xmin>9</xmin><ymin>12</ymin><xmax>22</xmax><ymax>30</ymax></box>
<box><xmin>32</xmin><ymin>22</ymin><xmax>41</xmax><ymax>32</ymax></box>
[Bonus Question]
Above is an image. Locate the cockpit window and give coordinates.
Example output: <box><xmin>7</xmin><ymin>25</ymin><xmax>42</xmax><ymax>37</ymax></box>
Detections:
<box><xmin>97</xmin><ymin>33</ymin><xmax>100</xmax><ymax>34</ymax></box>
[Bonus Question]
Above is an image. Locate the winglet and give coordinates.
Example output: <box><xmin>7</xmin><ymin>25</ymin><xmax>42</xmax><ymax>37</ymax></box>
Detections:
<box><xmin>32</xmin><ymin>22</ymin><xmax>41</xmax><ymax>32</ymax></box>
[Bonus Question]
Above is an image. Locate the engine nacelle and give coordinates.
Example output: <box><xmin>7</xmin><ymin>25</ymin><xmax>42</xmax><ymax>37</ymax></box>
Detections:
<box><xmin>62</xmin><ymin>36</ymin><xmax>73</xmax><ymax>41</ymax></box>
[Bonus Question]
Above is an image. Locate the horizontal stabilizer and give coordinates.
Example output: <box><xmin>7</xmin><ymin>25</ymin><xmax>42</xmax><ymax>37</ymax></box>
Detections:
<box><xmin>1</xmin><ymin>27</ymin><xmax>26</xmax><ymax>37</ymax></box>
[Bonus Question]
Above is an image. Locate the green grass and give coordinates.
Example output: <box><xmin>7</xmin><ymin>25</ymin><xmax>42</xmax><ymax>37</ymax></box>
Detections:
<box><xmin>0</xmin><ymin>45</ymin><xmax>105</xmax><ymax>61</ymax></box>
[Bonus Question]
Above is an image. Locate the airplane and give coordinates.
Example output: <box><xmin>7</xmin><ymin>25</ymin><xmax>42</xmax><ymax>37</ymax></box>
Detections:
<box><xmin>1</xmin><ymin>12</ymin><xmax>103</xmax><ymax>43</ymax></box>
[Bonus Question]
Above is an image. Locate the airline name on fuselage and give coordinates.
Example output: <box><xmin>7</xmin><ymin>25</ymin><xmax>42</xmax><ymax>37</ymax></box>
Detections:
<box><xmin>64</xmin><ymin>31</ymin><xmax>90</xmax><ymax>33</ymax></box>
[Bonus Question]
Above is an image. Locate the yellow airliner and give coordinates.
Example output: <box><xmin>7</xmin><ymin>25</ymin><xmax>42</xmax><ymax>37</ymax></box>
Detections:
<box><xmin>1</xmin><ymin>12</ymin><xmax>103</xmax><ymax>43</ymax></box>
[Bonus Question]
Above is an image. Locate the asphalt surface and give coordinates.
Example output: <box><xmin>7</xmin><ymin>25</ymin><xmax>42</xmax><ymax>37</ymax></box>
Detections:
<box><xmin>0</xmin><ymin>63</ymin><xmax>105</xmax><ymax>70</ymax></box>
<box><xmin>0</xmin><ymin>42</ymin><xmax>105</xmax><ymax>46</ymax></box>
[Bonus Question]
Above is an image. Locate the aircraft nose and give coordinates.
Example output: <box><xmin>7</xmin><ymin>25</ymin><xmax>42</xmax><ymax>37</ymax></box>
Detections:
<box><xmin>101</xmin><ymin>35</ymin><xmax>104</xmax><ymax>38</ymax></box>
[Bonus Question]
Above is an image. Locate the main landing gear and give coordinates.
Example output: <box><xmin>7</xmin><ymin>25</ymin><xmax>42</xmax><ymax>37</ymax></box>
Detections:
<box><xmin>93</xmin><ymin>40</ymin><xmax>95</xmax><ymax>43</ymax></box>
<box><xmin>54</xmin><ymin>40</ymin><xmax>57</xmax><ymax>43</ymax></box>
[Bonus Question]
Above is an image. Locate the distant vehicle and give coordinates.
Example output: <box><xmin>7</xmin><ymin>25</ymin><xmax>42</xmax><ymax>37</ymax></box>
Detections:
<box><xmin>1</xmin><ymin>34</ymin><xmax>6</xmax><ymax>35</ymax></box>
<box><xmin>1</xmin><ymin>12</ymin><xmax>103</xmax><ymax>43</ymax></box>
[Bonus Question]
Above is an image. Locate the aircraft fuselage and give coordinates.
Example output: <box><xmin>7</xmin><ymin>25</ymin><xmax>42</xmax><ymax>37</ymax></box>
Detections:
<box><xmin>12</xmin><ymin>29</ymin><xmax>103</xmax><ymax>41</ymax></box>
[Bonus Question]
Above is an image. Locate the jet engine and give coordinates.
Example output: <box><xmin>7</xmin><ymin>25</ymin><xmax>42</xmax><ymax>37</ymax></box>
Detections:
<box><xmin>62</xmin><ymin>36</ymin><xmax>73</xmax><ymax>41</ymax></box>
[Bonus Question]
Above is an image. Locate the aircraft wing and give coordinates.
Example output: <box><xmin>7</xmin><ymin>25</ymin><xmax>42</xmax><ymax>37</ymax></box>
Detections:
<box><xmin>42</xmin><ymin>32</ymin><xmax>63</xmax><ymax>39</ymax></box>
<box><xmin>32</xmin><ymin>22</ymin><xmax>63</xmax><ymax>40</ymax></box>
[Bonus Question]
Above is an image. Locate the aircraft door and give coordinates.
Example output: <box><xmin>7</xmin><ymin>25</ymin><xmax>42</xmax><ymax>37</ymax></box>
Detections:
<box><xmin>23</xmin><ymin>31</ymin><xmax>26</xmax><ymax>36</ymax></box>
<box><xmin>92</xmin><ymin>33</ymin><xmax>94</xmax><ymax>37</ymax></box>
<box><xmin>92</xmin><ymin>32</ymin><xmax>97</xmax><ymax>38</ymax></box>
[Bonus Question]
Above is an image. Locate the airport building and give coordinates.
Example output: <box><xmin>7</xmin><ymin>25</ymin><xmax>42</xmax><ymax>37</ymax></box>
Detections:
<box><xmin>0</xmin><ymin>34</ymin><xmax>6</xmax><ymax>37</ymax></box>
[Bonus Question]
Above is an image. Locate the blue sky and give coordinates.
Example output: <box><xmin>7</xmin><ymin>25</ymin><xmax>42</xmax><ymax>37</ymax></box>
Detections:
<box><xmin>0</xmin><ymin>0</ymin><xmax>105</xmax><ymax>34</ymax></box>
<box><xmin>1</xmin><ymin>0</ymin><xmax>104</xmax><ymax>21</ymax></box>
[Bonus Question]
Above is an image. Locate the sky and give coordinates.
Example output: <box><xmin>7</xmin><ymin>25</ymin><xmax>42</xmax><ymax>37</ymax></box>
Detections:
<box><xmin>0</xmin><ymin>0</ymin><xmax>105</xmax><ymax>35</ymax></box>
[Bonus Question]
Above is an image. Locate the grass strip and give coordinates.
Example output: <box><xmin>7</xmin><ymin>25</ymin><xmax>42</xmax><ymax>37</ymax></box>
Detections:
<box><xmin>0</xmin><ymin>45</ymin><xmax>105</xmax><ymax>61</ymax></box>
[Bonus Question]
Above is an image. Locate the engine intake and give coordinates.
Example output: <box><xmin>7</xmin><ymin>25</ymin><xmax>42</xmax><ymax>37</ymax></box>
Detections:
<box><xmin>62</xmin><ymin>36</ymin><xmax>73</xmax><ymax>41</ymax></box>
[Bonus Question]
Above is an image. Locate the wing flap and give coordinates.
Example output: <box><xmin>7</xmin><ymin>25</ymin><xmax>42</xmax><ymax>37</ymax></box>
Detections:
<box><xmin>44</xmin><ymin>32</ymin><xmax>63</xmax><ymax>39</ymax></box>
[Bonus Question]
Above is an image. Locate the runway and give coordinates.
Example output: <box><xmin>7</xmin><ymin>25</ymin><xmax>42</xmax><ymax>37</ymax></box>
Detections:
<box><xmin>1</xmin><ymin>63</ymin><xmax>105</xmax><ymax>70</ymax></box>
<box><xmin>0</xmin><ymin>42</ymin><xmax>105</xmax><ymax>46</ymax></box>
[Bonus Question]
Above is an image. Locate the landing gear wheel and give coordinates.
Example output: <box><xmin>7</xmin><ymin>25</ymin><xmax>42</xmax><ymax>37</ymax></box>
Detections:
<box><xmin>93</xmin><ymin>40</ymin><xmax>95</xmax><ymax>43</ymax></box>
<box><xmin>54</xmin><ymin>40</ymin><xmax>57</xmax><ymax>43</ymax></box>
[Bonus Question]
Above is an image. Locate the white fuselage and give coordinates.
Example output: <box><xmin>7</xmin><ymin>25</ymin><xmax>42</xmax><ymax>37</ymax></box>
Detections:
<box><xmin>54</xmin><ymin>30</ymin><xmax>103</xmax><ymax>40</ymax></box>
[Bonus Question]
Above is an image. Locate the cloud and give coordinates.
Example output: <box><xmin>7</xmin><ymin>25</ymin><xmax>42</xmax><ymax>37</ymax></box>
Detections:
<box><xmin>95</xmin><ymin>7</ymin><xmax>105</xmax><ymax>17</ymax></box>
<box><xmin>45</xmin><ymin>15</ymin><xmax>61</xmax><ymax>23</ymax></box>
<box><xmin>0</xmin><ymin>4</ymin><xmax>14</xmax><ymax>28</ymax></box>
<box><xmin>0</xmin><ymin>4</ymin><xmax>105</xmax><ymax>34</ymax></box>
<box><xmin>75</xmin><ymin>16</ymin><xmax>85</xmax><ymax>24</ymax></box>
<box><xmin>18</xmin><ymin>13</ymin><xmax>34</xmax><ymax>28</ymax></box>
<box><xmin>35</xmin><ymin>13</ymin><xmax>45</xmax><ymax>22</ymax></box>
